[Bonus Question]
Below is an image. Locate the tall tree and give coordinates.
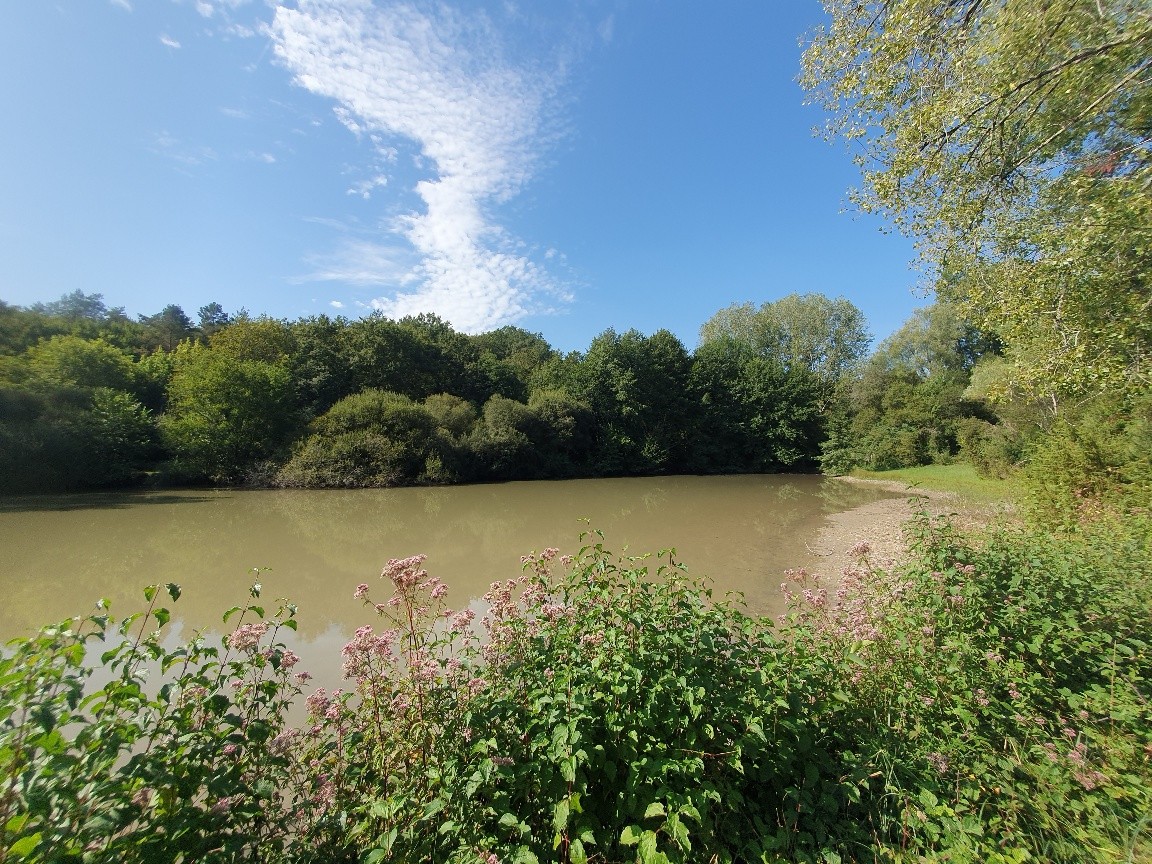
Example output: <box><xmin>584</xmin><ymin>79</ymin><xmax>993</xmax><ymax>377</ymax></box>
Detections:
<box><xmin>160</xmin><ymin>343</ymin><xmax>294</xmax><ymax>482</ymax></box>
<box><xmin>801</xmin><ymin>0</ymin><xmax>1152</xmax><ymax>399</ymax></box>
<box><xmin>699</xmin><ymin>293</ymin><xmax>870</xmax><ymax>394</ymax></box>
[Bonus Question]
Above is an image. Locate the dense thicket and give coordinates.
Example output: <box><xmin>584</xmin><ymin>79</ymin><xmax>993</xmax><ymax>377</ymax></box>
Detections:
<box><xmin>0</xmin><ymin>292</ymin><xmax>870</xmax><ymax>493</ymax></box>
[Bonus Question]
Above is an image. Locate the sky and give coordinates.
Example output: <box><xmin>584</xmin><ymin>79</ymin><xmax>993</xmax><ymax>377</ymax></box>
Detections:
<box><xmin>0</xmin><ymin>0</ymin><xmax>928</xmax><ymax>354</ymax></box>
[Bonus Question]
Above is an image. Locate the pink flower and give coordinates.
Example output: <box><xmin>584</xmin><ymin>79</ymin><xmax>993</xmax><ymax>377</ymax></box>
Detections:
<box><xmin>354</xmin><ymin>583</ymin><xmax>370</xmax><ymax>600</ymax></box>
<box><xmin>228</xmin><ymin>621</ymin><xmax>270</xmax><ymax>651</ymax></box>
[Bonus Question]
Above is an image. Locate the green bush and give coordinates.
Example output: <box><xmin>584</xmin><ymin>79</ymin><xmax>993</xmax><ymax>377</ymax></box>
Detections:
<box><xmin>3</xmin><ymin>521</ymin><xmax>1150</xmax><ymax>862</ymax></box>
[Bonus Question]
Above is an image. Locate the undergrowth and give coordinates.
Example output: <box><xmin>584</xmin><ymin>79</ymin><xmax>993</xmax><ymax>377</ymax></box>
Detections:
<box><xmin>2</xmin><ymin>517</ymin><xmax>1150</xmax><ymax>862</ymax></box>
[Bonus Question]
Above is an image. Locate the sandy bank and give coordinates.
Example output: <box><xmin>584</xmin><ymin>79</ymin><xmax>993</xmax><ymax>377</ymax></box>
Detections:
<box><xmin>803</xmin><ymin>476</ymin><xmax>1012</xmax><ymax>582</ymax></box>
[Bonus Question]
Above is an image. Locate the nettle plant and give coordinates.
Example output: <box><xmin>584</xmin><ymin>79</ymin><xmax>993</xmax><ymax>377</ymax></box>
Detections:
<box><xmin>0</xmin><ymin>578</ymin><xmax>316</xmax><ymax>864</ymax></box>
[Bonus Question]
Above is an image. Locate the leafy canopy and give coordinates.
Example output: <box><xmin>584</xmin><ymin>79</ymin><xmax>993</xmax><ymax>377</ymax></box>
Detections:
<box><xmin>801</xmin><ymin>0</ymin><xmax>1152</xmax><ymax>399</ymax></box>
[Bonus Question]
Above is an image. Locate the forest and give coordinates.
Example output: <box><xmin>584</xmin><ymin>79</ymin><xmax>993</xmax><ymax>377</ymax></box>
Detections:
<box><xmin>0</xmin><ymin>288</ymin><xmax>1055</xmax><ymax>499</ymax></box>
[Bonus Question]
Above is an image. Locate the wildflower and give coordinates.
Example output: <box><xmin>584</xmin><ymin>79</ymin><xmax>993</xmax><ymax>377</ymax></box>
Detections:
<box><xmin>295</xmin><ymin>671</ymin><xmax>313</xmax><ymax>684</ymax></box>
<box><xmin>431</xmin><ymin>583</ymin><xmax>449</xmax><ymax>600</ymax></box>
<box><xmin>228</xmin><ymin>621</ymin><xmax>270</xmax><ymax>651</ymax></box>
<box><xmin>354</xmin><ymin>583</ymin><xmax>370</xmax><ymax>600</ymax></box>
<box><xmin>381</xmin><ymin>555</ymin><xmax>428</xmax><ymax>591</ymax></box>
<box><xmin>305</xmin><ymin>688</ymin><xmax>330</xmax><ymax>718</ymax></box>
<box><xmin>449</xmin><ymin>608</ymin><xmax>475</xmax><ymax>632</ymax></box>
<box><xmin>849</xmin><ymin>541</ymin><xmax>871</xmax><ymax>558</ymax></box>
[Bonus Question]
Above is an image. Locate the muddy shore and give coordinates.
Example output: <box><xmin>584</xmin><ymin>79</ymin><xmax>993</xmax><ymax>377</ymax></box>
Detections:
<box><xmin>805</xmin><ymin>476</ymin><xmax>1013</xmax><ymax>581</ymax></box>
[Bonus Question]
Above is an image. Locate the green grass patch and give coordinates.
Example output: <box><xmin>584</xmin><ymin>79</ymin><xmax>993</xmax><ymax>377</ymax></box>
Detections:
<box><xmin>852</xmin><ymin>461</ymin><xmax>1021</xmax><ymax>504</ymax></box>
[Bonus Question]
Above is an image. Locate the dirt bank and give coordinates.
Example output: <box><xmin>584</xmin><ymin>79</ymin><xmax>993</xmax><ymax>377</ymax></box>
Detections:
<box><xmin>803</xmin><ymin>477</ymin><xmax>1013</xmax><ymax>581</ymax></box>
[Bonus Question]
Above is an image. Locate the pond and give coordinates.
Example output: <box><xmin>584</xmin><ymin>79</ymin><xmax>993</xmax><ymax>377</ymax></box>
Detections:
<box><xmin>0</xmin><ymin>475</ymin><xmax>897</xmax><ymax>684</ymax></box>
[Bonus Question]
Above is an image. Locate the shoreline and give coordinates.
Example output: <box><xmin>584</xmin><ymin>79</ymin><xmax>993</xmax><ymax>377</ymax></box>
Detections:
<box><xmin>806</xmin><ymin>476</ymin><xmax>1004</xmax><ymax>581</ymax></box>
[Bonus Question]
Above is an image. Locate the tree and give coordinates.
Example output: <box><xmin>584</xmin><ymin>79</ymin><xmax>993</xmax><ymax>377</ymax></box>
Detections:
<box><xmin>801</xmin><ymin>1</ymin><xmax>1152</xmax><ymax>399</ymax></box>
<box><xmin>25</xmin><ymin>335</ymin><xmax>139</xmax><ymax>393</ymax></box>
<box><xmin>699</xmin><ymin>293</ymin><xmax>870</xmax><ymax>391</ymax></box>
<box><xmin>138</xmin><ymin>305</ymin><xmax>195</xmax><ymax>352</ymax></box>
<box><xmin>160</xmin><ymin>344</ymin><xmax>295</xmax><ymax>482</ymax></box>
<box><xmin>198</xmin><ymin>302</ymin><xmax>231</xmax><ymax>336</ymax></box>
<box><xmin>29</xmin><ymin>290</ymin><xmax>110</xmax><ymax>321</ymax></box>
<box><xmin>822</xmin><ymin>304</ymin><xmax>997</xmax><ymax>472</ymax></box>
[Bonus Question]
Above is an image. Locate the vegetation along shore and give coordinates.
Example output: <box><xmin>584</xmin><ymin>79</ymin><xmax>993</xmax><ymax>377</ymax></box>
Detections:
<box><xmin>2</xmin><ymin>1</ymin><xmax>1150</xmax><ymax>861</ymax></box>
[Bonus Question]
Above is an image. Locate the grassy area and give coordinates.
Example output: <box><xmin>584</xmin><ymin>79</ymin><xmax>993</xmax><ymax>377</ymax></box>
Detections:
<box><xmin>851</xmin><ymin>462</ymin><xmax>1021</xmax><ymax>505</ymax></box>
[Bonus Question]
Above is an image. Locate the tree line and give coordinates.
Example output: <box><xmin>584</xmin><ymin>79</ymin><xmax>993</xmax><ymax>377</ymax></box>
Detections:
<box><xmin>0</xmin><ymin>291</ymin><xmax>882</xmax><ymax>493</ymax></box>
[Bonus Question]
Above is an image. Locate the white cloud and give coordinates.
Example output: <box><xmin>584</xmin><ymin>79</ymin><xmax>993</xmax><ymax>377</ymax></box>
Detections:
<box><xmin>160</xmin><ymin>34</ymin><xmax>182</xmax><ymax>49</ymax></box>
<box><xmin>330</xmin><ymin>300</ymin><xmax>345</xmax><ymax>309</ymax></box>
<box><xmin>347</xmin><ymin>174</ymin><xmax>388</xmax><ymax>199</ymax></box>
<box><xmin>270</xmin><ymin>0</ymin><xmax>569</xmax><ymax>333</ymax></box>
<box><xmin>110</xmin><ymin>0</ymin><xmax>132</xmax><ymax>10</ymax></box>
<box><xmin>195</xmin><ymin>1</ymin><xmax>214</xmax><ymax>17</ymax></box>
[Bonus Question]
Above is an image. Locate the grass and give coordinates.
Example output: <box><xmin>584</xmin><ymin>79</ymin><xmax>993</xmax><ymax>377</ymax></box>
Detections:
<box><xmin>850</xmin><ymin>462</ymin><xmax>1021</xmax><ymax>505</ymax></box>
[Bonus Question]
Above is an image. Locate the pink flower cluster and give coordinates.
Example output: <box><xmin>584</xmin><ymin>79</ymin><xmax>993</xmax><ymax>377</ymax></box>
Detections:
<box><xmin>341</xmin><ymin>624</ymin><xmax>398</xmax><ymax>679</ymax></box>
<box><xmin>228</xmin><ymin>621</ymin><xmax>269</xmax><ymax>652</ymax></box>
<box><xmin>381</xmin><ymin>554</ymin><xmax>429</xmax><ymax>592</ymax></box>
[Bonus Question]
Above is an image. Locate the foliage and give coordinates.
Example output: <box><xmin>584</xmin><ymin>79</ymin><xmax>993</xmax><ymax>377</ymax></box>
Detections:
<box><xmin>0</xmin><ymin>581</ymin><xmax>315</xmax><ymax>863</ymax></box>
<box><xmin>1023</xmin><ymin>390</ymin><xmax>1152</xmax><ymax>526</ymax></box>
<box><xmin>4</xmin><ymin>520</ymin><xmax>1150</xmax><ymax>862</ymax></box>
<box><xmin>25</xmin><ymin>336</ymin><xmax>140</xmax><ymax>394</ymax></box>
<box><xmin>801</xmin><ymin>0</ymin><xmax>1152</xmax><ymax>399</ymax></box>
<box><xmin>699</xmin><ymin>293</ymin><xmax>870</xmax><ymax>391</ymax></box>
<box><xmin>160</xmin><ymin>344</ymin><xmax>295</xmax><ymax>484</ymax></box>
<box><xmin>783</xmin><ymin>513</ymin><xmax>1152</xmax><ymax>862</ymax></box>
<box><xmin>823</xmin><ymin>304</ymin><xmax>997</xmax><ymax>473</ymax></box>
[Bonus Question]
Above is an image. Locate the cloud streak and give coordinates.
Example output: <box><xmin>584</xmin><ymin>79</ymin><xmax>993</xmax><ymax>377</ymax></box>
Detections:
<box><xmin>270</xmin><ymin>0</ymin><xmax>567</xmax><ymax>332</ymax></box>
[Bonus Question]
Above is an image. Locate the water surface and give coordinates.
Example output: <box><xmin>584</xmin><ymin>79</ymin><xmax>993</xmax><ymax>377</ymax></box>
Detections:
<box><xmin>0</xmin><ymin>475</ymin><xmax>896</xmax><ymax>680</ymax></box>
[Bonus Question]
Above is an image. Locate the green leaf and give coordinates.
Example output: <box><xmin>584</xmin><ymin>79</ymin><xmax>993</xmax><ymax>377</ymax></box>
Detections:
<box><xmin>644</xmin><ymin>801</ymin><xmax>666</xmax><ymax>820</ymax></box>
<box><xmin>553</xmin><ymin>799</ymin><xmax>570</xmax><ymax>831</ymax></box>
<box><xmin>638</xmin><ymin>830</ymin><xmax>660</xmax><ymax>863</ymax></box>
<box><xmin>620</xmin><ymin>824</ymin><xmax>642</xmax><ymax>846</ymax></box>
<box><xmin>8</xmin><ymin>833</ymin><xmax>42</xmax><ymax>857</ymax></box>
<box><xmin>569</xmin><ymin>838</ymin><xmax>587</xmax><ymax>864</ymax></box>
<box><xmin>166</xmin><ymin>583</ymin><xmax>182</xmax><ymax>602</ymax></box>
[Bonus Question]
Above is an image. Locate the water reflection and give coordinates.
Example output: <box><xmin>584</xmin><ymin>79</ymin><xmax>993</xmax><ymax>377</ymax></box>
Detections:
<box><xmin>0</xmin><ymin>476</ymin><xmax>896</xmax><ymax>657</ymax></box>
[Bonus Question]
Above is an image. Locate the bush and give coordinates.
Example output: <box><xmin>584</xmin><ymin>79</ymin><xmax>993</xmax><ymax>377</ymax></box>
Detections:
<box><xmin>3</xmin><ymin>522</ymin><xmax>1150</xmax><ymax>862</ymax></box>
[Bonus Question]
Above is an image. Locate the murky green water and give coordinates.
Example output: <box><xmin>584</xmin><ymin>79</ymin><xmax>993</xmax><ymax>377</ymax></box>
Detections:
<box><xmin>0</xmin><ymin>475</ymin><xmax>895</xmax><ymax>683</ymax></box>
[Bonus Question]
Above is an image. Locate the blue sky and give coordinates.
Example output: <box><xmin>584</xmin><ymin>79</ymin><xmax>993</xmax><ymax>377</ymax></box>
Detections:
<box><xmin>0</xmin><ymin>1</ymin><xmax>926</xmax><ymax>353</ymax></box>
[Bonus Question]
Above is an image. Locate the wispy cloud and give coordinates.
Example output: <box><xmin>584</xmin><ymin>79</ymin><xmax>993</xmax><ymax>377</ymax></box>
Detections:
<box><xmin>109</xmin><ymin>0</ymin><xmax>132</xmax><ymax>11</ymax></box>
<box><xmin>160</xmin><ymin>34</ymin><xmax>182</xmax><ymax>49</ymax></box>
<box><xmin>270</xmin><ymin>0</ymin><xmax>570</xmax><ymax>332</ymax></box>
<box><xmin>151</xmin><ymin>131</ymin><xmax>217</xmax><ymax>167</ymax></box>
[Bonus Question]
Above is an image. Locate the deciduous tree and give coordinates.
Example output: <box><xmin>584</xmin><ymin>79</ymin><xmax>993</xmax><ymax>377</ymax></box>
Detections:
<box><xmin>802</xmin><ymin>0</ymin><xmax>1152</xmax><ymax>398</ymax></box>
